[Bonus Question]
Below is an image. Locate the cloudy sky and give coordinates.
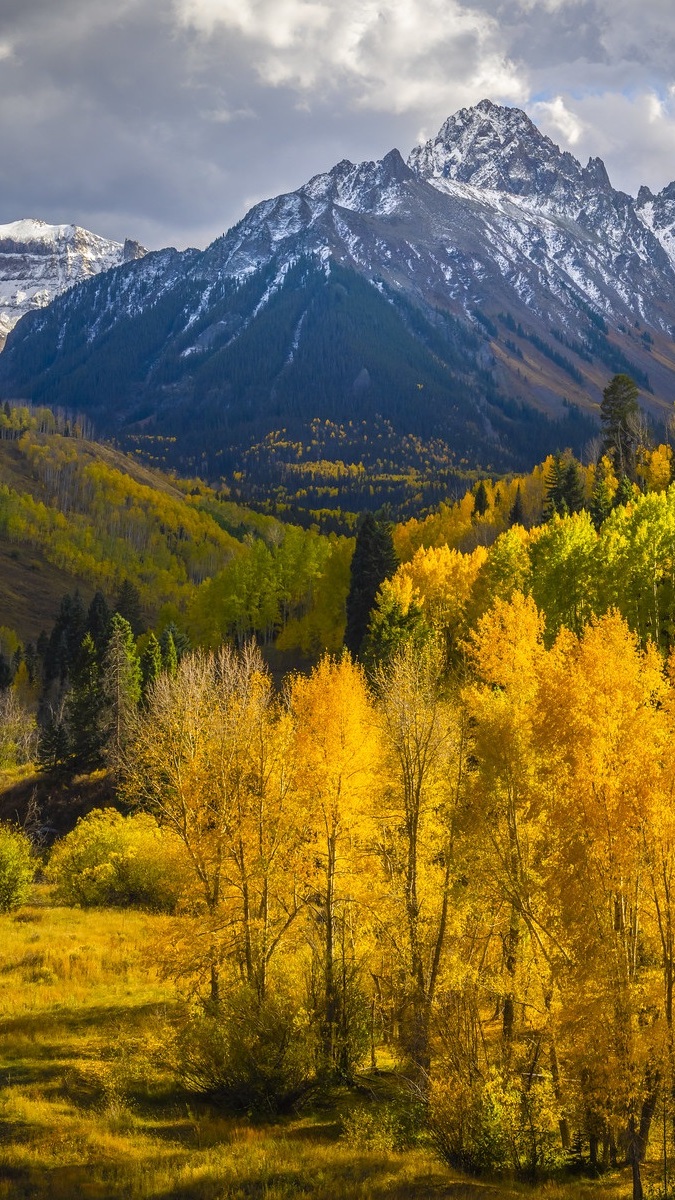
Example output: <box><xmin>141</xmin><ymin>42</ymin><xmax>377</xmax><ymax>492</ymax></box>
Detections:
<box><xmin>1</xmin><ymin>0</ymin><xmax>675</xmax><ymax>250</ymax></box>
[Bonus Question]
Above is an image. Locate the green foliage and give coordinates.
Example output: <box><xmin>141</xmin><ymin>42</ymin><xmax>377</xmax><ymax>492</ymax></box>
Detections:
<box><xmin>601</xmin><ymin>373</ymin><xmax>641</xmax><ymax>479</ymax></box>
<box><xmin>0</xmin><ymin>825</ymin><xmax>35</xmax><ymax>911</ymax></box>
<box><xmin>141</xmin><ymin>632</ymin><xmax>162</xmax><ymax>697</ymax></box>
<box><xmin>344</xmin><ymin>514</ymin><xmax>397</xmax><ymax>657</ymax></box>
<box><xmin>65</xmin><ymin>633</ymin><xmax>105</xmax><ymax>770</ymax></box>
<box><xmin>177</xmin><ymin>986</ymin><xmax>316</xmax><ymax>1114</ymax></box>
<box><xmin>102</xmin><ymin>614</ymin><xmax>142</xmax><ymax>766</ymax></box>
<box><xmin>47</xmin><ymin>808</ymin><xmax>186</xmax><ymax>911</ymax></box>
<box><xmin>341</xmin><ymin>1098</ymin><xmax>424</xmax><ymax>1152</ymax></box>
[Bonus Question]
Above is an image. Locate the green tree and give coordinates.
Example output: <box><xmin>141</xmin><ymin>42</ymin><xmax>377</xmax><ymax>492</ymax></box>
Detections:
<box><xmin>344</xmin><ymin>514</ymin><xmax>397</xmax><ymax>657</ymax></box>
<box><xmin>87</xmin><ymin>591</ymin><xmax>111</xmax><ymax>658</ymax></box>
<box><xmin>601</xmin><ymin>373</ymin><xmax>641</xmax><ymax>481</ymax></box>
<box><xmin>589</xmin><ymin>459</ymin><xmax>614</xmax><ymax>530</ymax></box>
<box><xmin>141</xmin><ymin>632</ymin><xmax>163</xmax><ymax>698</ymax></box>
<box><xmin>114</xmin><ymin>579</ymin><xmax>145</xmax><ymax>636</ymax></box>
<box><xmin>102</xmin><ymin>613</ymin><xmax>141</xmax><ymax>767</ymax></box>
<box><xmin>159</xmin><ymin>628</ymin><xmax>178</xmax><ymax>676</ymax></box>
<box><xmin>508</xmin><ymin>485</ymin><xmax>525</xmax><ymax>527</ymax></box>
<box><xmin>473</xmin><ymin>480</ymin><xmax>489</xmax><ymax>517</ymax></box>
<box><xmin>65</xmin><ymin>633</ymin><xmax>105</xmax><ymax>770</ymax></box>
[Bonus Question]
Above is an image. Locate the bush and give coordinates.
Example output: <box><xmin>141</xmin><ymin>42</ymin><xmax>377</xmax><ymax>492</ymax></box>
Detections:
<box><xmin>0</xmin><ymin>690</ymin><xmax>38</xmax><ymax>768</ymax></box>
<box><xmin>0</xmin><ymin>825</ymin><xmax>36</xmax><ymax>911</ymax></box>
<box><xmin>429</xmin><ymin>1069</ymin><xmax>563</xmax><ymax>1179</ymax></box>
<box><xmin>341</xmin><ymin>1098</ymin><xmax>424</xmax><ymax>1152</ymax></box>
<box><xmin>47</xmin><ymin>808</ymin><xmax>187</xmax><ymax>911</ymax></box>
<box><xmin>177</xmin><ymin>986</ymin><xmax>316</xmax><ymax>1114</ymax></box>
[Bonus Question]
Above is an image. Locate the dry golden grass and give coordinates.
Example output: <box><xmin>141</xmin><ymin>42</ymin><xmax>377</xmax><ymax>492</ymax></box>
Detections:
<box><xmin>0</xmin><ymin>889</ymin><xmax>649</xmax><ymax>1199</ymax></box>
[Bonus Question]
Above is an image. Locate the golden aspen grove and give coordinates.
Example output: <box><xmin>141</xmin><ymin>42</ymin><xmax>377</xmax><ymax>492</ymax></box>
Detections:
<box><xmin>7</xmin><ymin>401</ymin><xmax>675</xmax><ymax>1198</ymax></box>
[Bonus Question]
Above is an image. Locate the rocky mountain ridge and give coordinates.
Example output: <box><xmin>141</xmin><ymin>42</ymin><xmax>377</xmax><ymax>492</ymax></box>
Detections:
<box><xmin>0</xmin><ymin>219</ymin><xmax>146</xmax><ymax>344</ymax></box>
<box><xmin>1</xmin><ymin>101</ymin><xmax>674</xmax><ymax>485</ymax></box>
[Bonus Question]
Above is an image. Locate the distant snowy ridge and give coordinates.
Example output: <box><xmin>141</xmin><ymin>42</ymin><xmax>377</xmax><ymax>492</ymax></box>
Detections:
<box><xmin>0</xmin><ymin>219</ymin><xmax>146</xmax><ymax>341</ymax></box>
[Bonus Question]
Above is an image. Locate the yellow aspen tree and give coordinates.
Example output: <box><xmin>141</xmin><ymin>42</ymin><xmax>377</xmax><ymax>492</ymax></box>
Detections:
<box><xmin>373</xmin><ymin>640</ymin><xmax>470</xmax><ymax>1078</ymax></box>
<box><xmin>290</xmin><ymin>653</ymin><xmax>381</xmax><ymax>1079</ymax></box>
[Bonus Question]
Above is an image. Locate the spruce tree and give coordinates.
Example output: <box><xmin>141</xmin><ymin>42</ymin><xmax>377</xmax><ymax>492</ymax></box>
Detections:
<box><xmin>87</xmin><ymin>591</ymin><xmax>111</xmax><ymax>659</ymax></box>
<box><xmin>473</xmin><ymin>480</ymin><xmax>489</xmax><ymax>517</ymax></box>
<box><xmin>344</xmin><ymin>513</ymin><xmax>397</xmax><ymax>658</ymax></box>
<box><xmin>600</xmin><ymin>373</ymin><xmax>640</xmax><ymax>480</ymax></box>
<box><xmin>159</xmin><ymin>629</ymin><xmax>178</xmax><ymax>677</ymax></box>
<box><xmin>102</xmin><ymin>613</ymin><xmax>142</xmax><ymax>768</ymax></box>
<box><xmin>141</xmin><ymin>632</ymin><xmax>163</xmax><ymax>699</ymax></box>
<box><xmin>508</xmin><ymin>485</ymin><xmax>525</xmax><ymax>527</ymax></box>
<box><xmin>65</xmin><ymin>634</ymin><xmax>105</xmax><ymax>770</ymax></box>
<box><xmin>114</xmin><ymin>580</ymin><xmax>145</xmax><ymax>636</ymax></box>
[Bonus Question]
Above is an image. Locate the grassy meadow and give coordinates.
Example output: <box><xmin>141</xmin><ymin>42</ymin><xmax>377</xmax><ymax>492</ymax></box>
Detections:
<box><xmin>0</xmin><ymin>887</ymin><xmax>654</xmax><ymax>1200</ymax></box>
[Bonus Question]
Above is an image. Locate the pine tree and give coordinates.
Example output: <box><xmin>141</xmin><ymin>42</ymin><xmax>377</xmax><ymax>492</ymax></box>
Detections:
<box><xmin>508</xmin><ymin>485</ymin><xmax>525</xmax><ymax>527</ymax></box>
<box><xmin>65</xmin><ymin>633</ymin><xmax>105</xmax><ymax>770</ymax></box>
<box><xmin>141</xmin><ymin>632</ymin><xmax>163</xmax><ymax>698</ymax></box>
<box><xmin>473</xmin><ymin>480</ymin><xmax>489</xmax><ymax>517</ymax></box>
<box><xmin>159</xmin><ymin>629</ymin><xmax>178</xmax><ymax>677</ymax></box>
<box><xmin>102</xmin><ymin>614</ymin><xmax>142</xmax><ymax>768</ymax></box>
<box><xmin>114</xmin><ymin>579</ymin><xmax>145</xmax><ymax>636</ymax></box>
<box><xmin>87</xmin><ymin>591</ymin><xmax>111</xmax><ymax>659</ymax></box>
<box><xmin>544</xmin><ymin>454</ymin><xmax>567</xmax><ymax>519</ymax></box>
<box><xmin>344</xmin><ymin>514</ymin><xmax>397</xmax><ymax>657</ymax></box>
<box><xmin>601</xmin><ymin>373</ymin><xmax>640</xmax><ymax>480</ymax></box>
<box><xmin>37</xmin><ymin>712</ymin><xmax>70</xmax><ymax>774</ymax></box>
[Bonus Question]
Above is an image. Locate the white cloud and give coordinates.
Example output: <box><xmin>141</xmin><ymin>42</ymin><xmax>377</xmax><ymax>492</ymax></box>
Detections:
<box><xmin>175</xmin><ymin>0</ymin><xmax>526</xmax><ymax>114</ymax></box>
<box><xmin>531</xmin><ymin>95</ymin><xmax>586</xmax><ymax>146</ymax></box>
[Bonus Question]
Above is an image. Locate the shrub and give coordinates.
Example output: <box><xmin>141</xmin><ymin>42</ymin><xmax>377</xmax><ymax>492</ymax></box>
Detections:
<box><xmin>429</xmin><ymin>1069</ymin><xmax>563</xmax><ymax>1179</ymax></box>
<box><xmin>341</xmin><ymin>1098</ymin><xmax>424</xmax><ymax>1152</ymax></box>
<box><xmin>0</xmin><ymin>825</ymin><xmax>36</xmax><ymax>911</ymax></box>
<box><xmin>177</xmin><ymin>986</ymin><xmax>316</xmax><ymax>1114</ymax></box>
<box><xmin>47</xmin><ymin>808</ymin><xmax>187</xmax><ymax>911</ymax></box>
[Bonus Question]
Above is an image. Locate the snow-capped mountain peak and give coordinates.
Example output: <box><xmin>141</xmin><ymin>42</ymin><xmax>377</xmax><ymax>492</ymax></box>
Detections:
<box><xmin>0</xmin><ymin>218</ymin><xmax>147</xmax><ymax>342</ymax></box>
<box><xmin>408</xmin><ymin>99</ymin><xmax>602</xmax><ymax>201</ymax></box>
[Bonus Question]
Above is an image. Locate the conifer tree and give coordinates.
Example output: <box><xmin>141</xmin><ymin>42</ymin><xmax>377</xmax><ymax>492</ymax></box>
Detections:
<box><xmin>508</xmin><ymin>485</ymin><xmax>524</xmax><ymax>527</ymax></box>
<box><xmin>141</xmin><ymin>632</ymin><xmax>163</xmax><ymax>698</ymax></box>
<box><xmin>102</xmin><ymin>613</ymin><xmax>142</xmax><ymax>768</ymax></box>
<box><xmin>65</xmin><ymin>633</ymin><xmax>105</xmax><ymax>770</ymax></box>
<box><xmin>345</xmin><ymin>514</ymin><xmax>397</xmax><ymax>658</ymax></box>
<box><xmin>601</xmin><ymin>373</ymin><xmax>640</xmax><ymax>480</ymax></box>
<box><xmin>87</xmin><ymin>591</ymin><xmax>111</xmax><ymax>659</ymax></box>
<box><xmin>160</xmin><ymin>628</ymin><xmax>178</xmax><ymax>677</ymax></box>
<box><xmin>114</xmin><ymin>579</ymin><xmax>145</xmax><ymax>636</ymax></box>
<box><xmin>473</xmin><ymin>480</ymin><xmax>489</xmax><ymax>517</ymax></box>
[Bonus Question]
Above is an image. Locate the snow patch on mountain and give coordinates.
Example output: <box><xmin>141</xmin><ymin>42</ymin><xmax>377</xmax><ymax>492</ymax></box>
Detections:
<box><xmin>0</xmin><ymin>218</ymin><xmax>146</xmax><ymax>340</ymax></box>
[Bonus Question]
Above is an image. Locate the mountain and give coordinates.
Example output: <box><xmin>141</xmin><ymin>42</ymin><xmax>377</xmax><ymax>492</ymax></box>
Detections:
<box><xmin>2</xmin><ymin>101</ymin><xmax>674</xmax><ymax>499</ymax></box>
<box><xmin>0</xmin><ymin>219</ymin><xmax>146</xmax><ymax>346</ymax></box>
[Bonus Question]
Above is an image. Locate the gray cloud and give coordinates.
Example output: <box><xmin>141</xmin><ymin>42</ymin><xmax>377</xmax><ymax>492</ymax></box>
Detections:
<box><xmin>0</xmin><ymin>0</ymin><xmax>674</xmax><ymax>248</ymax></box>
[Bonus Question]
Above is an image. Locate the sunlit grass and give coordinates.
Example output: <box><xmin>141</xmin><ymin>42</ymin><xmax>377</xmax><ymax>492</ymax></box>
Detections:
<box><xmin>0</xmin><ymin>889</ymin><xmax>648</xmax><ymax>1198</ymax></box>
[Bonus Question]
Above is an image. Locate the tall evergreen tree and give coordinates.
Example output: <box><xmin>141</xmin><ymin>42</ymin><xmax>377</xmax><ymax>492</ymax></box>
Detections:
<box><xmin>159</xmin><ymin>629</ymin><xmax>178</xmax><ymax>677</ymax></box>
<box><xmin>102</xmin><ymin>613</ymin><xmax>142</xmax><ymax>768</ymax></box>
<box><xmin>508</xmin><ymin>485</ymin><xmax>525</xmax><ymax>527</ymax></box>
<box><xmin>87</xmin><ymin>591</ymin><xmax>111</xmax><ymax>659</ymax></box>
<box><xmin>114</xmin><ymin>579</ymin><xmax>145</xmax><ymax>636</ymax></box>
<box><xmin>473</xmin><ymin>480</ymin><xmax>489</xmax><ymax>517</ymax></box>
<box><xmin>141</xmin><ymin>632</ymin><xmax>163</xmax><ymax>699</ymax></box>
<box><xmin>344</xmin><ymin>513</ymin><xmax>397</xmax><ymax>658</ymax></box>
<box><xmin>600</xmin><ymin>373</ymin><xmax>641</xmax><ymax>481</ymax></box>
<box><xmin>65</xmin><ymin>633</ymin><xmax>105</xmax><ymax>770</ymax></box>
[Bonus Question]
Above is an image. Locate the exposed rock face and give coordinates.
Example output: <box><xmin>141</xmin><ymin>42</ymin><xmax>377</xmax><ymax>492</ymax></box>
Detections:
<box><xmin>3</xmin><ymin>101</ymin><xmax>675</xmax><ymax>473</ymax></box>
<box><xmin>0</xmin><ymin>219</ymin><xmax>147</xmax><ymax>343</ymax></box>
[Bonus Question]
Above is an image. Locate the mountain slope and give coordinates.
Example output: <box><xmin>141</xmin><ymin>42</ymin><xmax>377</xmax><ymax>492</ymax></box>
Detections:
<box><xmin>0</xmin><ymin>219</ymin><xmax>146</xmax><ymax>345</ymax></box>
<box><xmin>2</xmin><ymin>101</ymin><xmax>674</xmax><ymax>488</ymax></box>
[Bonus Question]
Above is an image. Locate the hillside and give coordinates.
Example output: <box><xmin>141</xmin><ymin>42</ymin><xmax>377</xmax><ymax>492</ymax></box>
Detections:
<box><xmin>0</xmin><ymin>406</ymin><xmax>352</xmax><ymax>653</ymax></box>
